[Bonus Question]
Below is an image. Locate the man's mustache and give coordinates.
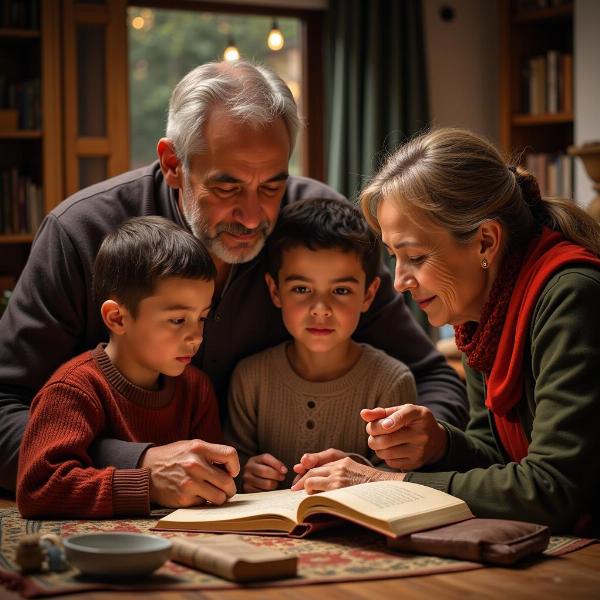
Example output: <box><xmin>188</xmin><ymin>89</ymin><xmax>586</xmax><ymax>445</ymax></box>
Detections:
<box><xmin>215</xmin><ymin>222</ymin><xmax>270</xmax><ymax>236</ymax></box>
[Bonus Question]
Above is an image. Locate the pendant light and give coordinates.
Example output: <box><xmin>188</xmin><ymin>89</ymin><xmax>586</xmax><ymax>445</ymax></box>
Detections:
<box><xmin>267</xmin><ymin>19</ymin><xmax>284</xmax><ymax>51</ymax></box>
<box><xmin>223</xmin><ymin>36</ymin><xmax>240</xmax><ymax>61</ymax></box>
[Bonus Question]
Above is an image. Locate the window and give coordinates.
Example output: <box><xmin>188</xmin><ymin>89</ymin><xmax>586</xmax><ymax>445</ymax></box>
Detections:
<box><xmin>128</xmin><ymin>6</ymin><xmax>305</xmax><ymax>175</ymax></box>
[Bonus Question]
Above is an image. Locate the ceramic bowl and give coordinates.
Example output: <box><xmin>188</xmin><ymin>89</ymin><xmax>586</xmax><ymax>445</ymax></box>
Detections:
<box><xmin>63</xmin><ymin>532</ymin><xmax>172</xmax><ymax>577</ymax></box>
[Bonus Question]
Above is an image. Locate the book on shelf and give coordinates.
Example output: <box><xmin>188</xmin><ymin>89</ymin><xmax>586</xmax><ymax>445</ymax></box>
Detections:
<box><xmin>3</xmin><ymin>79</ymin><xmax>42</xmax><ymax>130</ymax></box>
<box><xmin>546</xmin><ymin>50</ymin><xmax>559</xmax><ymax>114</ymax></box>
<box><xmin>524</xmin><ymin>51</ymin><xmax>572</xmax><ymax>115</ymax></box>
<box><xmin>154</xmin><ymin>480</ymin><xmax>474</xmax><ymax>539</ymax></box>
<box><xmin>170</xmin><ymin>534</ymin><xmax>297</xmax><ymax>582</ymax></box>
<box><xmin>525</xmin><ymin>152</ymin><xmax>573</xmax><ymax>198</ymax></box>
<box><xmin>0</xmin><ymin>0</ymin><xmax>40</xmax><ymax>29</ymax></box>
<box><xmin>0</xmin><ymin>167</ymin><xmax>43</xmax><ymax>234</ymax></box>
<box><xmin>514</xmin><ymin>0</ymin><xmax>572</xmax><ymax>14</ymax></box>
<box><xmin>562</xmin><ymin>54</ymin><xmax>573</xmax><ymax>113</ymax></box>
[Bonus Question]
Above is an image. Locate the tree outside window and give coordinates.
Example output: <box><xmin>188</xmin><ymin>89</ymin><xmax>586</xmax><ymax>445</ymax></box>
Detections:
<box><xmin>128</xmin><ymin>7</ymin><xmax>303</xmax><ymax>175</ymax></box>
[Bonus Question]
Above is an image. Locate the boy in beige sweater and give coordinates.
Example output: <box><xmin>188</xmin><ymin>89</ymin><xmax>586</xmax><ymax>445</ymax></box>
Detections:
<box><xmin>225</xmin><ymin>197</ymin><xmax>417</xmax><ymax>492</ymax></box>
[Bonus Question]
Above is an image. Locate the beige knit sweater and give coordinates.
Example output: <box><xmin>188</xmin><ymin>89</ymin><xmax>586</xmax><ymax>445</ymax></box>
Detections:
<box><xmin>224</xmin><ymin>342</ymin><xmax>417</xmax><ymax>488</ymax></box>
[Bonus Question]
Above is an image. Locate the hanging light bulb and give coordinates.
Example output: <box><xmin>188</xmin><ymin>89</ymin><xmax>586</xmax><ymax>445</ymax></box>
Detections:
<box><xmin>267</xmin><ymin>19</ymin><xmax>284</xmax><ymax>51</ymax></box>
<box><xmin>223</xmin><ymin>37</ymin><xmax>240</xmax><ymax>61</ymax></box>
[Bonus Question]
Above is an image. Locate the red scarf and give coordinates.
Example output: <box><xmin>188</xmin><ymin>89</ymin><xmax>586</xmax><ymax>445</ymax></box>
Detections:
<box><xmin>457</xmin><ymin>227</ymin><xmax>600</xmax><ymax>462</ymax></box>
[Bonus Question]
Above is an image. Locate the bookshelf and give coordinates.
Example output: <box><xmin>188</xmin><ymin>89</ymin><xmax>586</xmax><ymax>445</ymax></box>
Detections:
<box><xmin>0</xmin><ymin>0</ymin><xmax>62</xmax><ymax>291</ymax></box>
<box><xmin>499</xmin><ymin>0</ymin><xmax>574</xmax><ymax>198</ymax></box>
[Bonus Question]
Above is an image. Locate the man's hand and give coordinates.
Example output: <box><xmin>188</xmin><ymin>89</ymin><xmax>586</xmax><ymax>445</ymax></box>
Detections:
<box><xmin>242</xmin><ymin>453</ymin><xmax>288</xmax><ymax>492</ymax></box>
<box><xmin>291</xmin><ymin>448</ymin><xmax>348</xmax><ymax>485</ymax></box>
<box><xmin>361</xmin><ymin>404</ymin><xmax>447</xmax><ymax>471</ymax></box>
<box><xmin>291</xmin><ymin>457</ymin><xmax>404</xmax><ymax>494</ymax></box>
<box><xmin>141</xmin><ymin>439</ymin><xmax>240</xmax><ymax>508</ymax></box>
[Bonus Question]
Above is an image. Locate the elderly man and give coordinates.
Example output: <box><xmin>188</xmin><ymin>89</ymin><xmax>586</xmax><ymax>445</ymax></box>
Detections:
<box><xmin>0</xmin><ymin>60</ymin><xmax>467</xmax><ymax>505</ymax></box>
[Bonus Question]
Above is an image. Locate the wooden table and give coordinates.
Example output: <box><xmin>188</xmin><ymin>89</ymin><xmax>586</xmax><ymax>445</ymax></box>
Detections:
<box><xmin>1</xmin><ymin>498</ymin><xmax>598</xmax><ymax>599</ymax></box>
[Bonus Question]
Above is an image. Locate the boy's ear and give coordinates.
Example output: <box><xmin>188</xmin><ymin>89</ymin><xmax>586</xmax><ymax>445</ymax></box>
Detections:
<box><xmin>157</xmin><ymin>138</ymin><xmax>183</xmax><ymax>189</ymax></box>
<box><xmin>361</xmin><ymin>276</ymin><xmax>381</xmax><ymax>312</ymax></box>
<box><xmin>264</xmin><ymin>273</ymin><xmax>282</xmax><ymax>308</ymax></box>
<box><xmin>100</xmin><ymin>300</ymin><xmax>128</xmax><ymax>335</ymax></box>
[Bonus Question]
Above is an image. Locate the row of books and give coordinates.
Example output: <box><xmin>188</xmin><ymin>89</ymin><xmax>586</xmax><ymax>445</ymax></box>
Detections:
<box><xmin>0</xmin><ymin>78</ymin><xmax>41</xmax><ymax>129</ymax></box>
<box><xmin>525</xmin><ymin>152</ymin><xmax>573</xmax><ymax>199</ymax></box>
<box><xmin>0</xmin><ymin>0</ymin><xmax>39</xmax><ymax>29</ymax></box>
<box><xmin>0</xmin><ymin>168</ymin><xmax>43</xmax><ymax>235</ymax></box>
<box><xmin>523</xmin><ymin>51</ymin><xmax>572</xmax><ymax>115</ymax></box>
<box><xmin>514</xmin><ymin>0</ymin><xmax>571</xmax><ymax>13</ymax></box>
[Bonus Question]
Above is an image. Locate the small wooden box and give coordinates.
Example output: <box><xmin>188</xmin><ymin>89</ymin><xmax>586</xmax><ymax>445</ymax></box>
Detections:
<box><xmin>0</xmin><ymin>109</ymin><xmax>19</xmax><ymax>130</ymax></box>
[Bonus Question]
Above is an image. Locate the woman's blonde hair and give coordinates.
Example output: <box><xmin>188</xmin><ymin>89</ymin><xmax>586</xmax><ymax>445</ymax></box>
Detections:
<box><xmin>360</xmin><ymin>127</ymin><xmax>600</xmax><ymax>256</ymax></box>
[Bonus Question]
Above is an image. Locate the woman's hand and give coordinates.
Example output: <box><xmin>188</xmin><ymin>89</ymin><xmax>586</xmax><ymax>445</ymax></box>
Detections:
<box><xmin>242</xmin><ymin>453</ymin><xmax>287</xmax><ymax>492</ymax></box>
<box><xmin>360</xmin><ymin>404</ymin><xmax>448</xmax><ymax>471</ymax></box>
<box><xmin>291</xmin><ymin>448</ymin><xmax>348</xmax><ymax>484</ymax></box>
<box><xmin>291</xmin><ymin>457</ymin><xmax>404</xmax><ymax>494</ymax></box>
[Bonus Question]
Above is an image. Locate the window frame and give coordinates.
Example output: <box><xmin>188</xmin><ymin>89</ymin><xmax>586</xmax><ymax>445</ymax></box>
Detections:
<box><xmin>128</xmin><ymin>0</ymin><xmax>326</xmax><ymax>180</ymax></box>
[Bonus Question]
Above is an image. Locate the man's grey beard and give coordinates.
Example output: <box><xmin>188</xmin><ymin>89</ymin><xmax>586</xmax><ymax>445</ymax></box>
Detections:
<box><xmin>180</xmin><ymin>180</ymin><xmax>272</xmax><ymax>264</ymax></box>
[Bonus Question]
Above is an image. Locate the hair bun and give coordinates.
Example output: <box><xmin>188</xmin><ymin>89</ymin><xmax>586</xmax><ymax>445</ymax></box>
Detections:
<box><xmin>514</xmin><ymin>167</ymin><xmax>546</xmax><ymax>222</ymax></box>
<box><xmin>515</xmin><ymin>169</ymin><xmax>542</xmax><ymax>206</ymax></box>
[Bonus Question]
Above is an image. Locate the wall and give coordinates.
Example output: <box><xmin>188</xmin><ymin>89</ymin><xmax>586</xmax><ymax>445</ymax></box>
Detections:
<box><xmin>574</xmin><ymin>0</ymin><xmax>600</xmax><ymax>208</ymax></box>
<box><xmin>423</xmin><ymin>0</ymin><xmax>499</xmax><ymax>144</ymax></box>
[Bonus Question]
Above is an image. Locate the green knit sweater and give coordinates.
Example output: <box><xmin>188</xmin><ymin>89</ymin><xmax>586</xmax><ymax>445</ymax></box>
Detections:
<box><xmin>405</xmin><ymin>266</ymin><xmax>600</xmax><ymax>534</ymax></box>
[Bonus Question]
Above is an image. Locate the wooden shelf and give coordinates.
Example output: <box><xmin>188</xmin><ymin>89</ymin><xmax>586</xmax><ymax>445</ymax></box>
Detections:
<box><xmin>0</xmin><ymin>130</ymin><xmax>42</xmax><ymax>139</ymax></box>
<box><xmin>500</xmin><ymin>0</ymin><xmax>574</xmax><ymax>197</ymax></box>
<box><xmin>0</xmin><ymin>1</ymin><xmax>61</xmax><ymax>282</ymax></box>
<box><xmin>0</xmin><ymin>234</ymin><xmax>35</xmax><ymax>244</ymax></box>
<box><xmin>512</xmin><ymin>113</ymin><xmax>574</xmax><ymax>126</ymax></box>
<box><xmin>0</xmin><ymin>28</ymin><xmax>40</xmax><ymax>39</ymax></box>
<box><xmin>512</xmin><ymin>3</ymin><xmax>573</xmax><ymax>24</ymax></box>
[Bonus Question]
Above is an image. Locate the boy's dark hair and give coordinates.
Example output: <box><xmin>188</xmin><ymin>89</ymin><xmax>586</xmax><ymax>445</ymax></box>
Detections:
<box><xmin>267</xmin><ymin>197</ymin><xmax>381</xmax><ymax>285</ymax></box>
<box><xmin>93</xmin><ymin>216</ymin><xmax>216</xmax><ymax>317</ymax></box>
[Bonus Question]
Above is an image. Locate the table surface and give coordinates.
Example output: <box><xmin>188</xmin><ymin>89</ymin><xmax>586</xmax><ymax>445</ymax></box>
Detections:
<box><xmin>1</xmin><ymin>498</ymin><xmax>599</xmax><ymax>600</ymax></box>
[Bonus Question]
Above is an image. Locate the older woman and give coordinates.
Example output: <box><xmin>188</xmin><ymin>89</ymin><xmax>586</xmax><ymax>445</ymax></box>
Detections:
<box><xmin>292</xmin><ymin>128</ymin><xmax>600</xmax><ymax>534</ymax></box>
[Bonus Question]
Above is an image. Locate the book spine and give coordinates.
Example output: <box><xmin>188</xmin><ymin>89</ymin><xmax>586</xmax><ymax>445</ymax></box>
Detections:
<box><xmin>562</xmin><ymin>54</ymin><xmax>573</xmax><ymax>114</ymax></box>
<box><xmin>561</xmin><ymin>154</ymin><xmax>573</xmax><ymax>199</ymax></box>
<box><xmin>538</xmin><ymin>154</ymin><xmax>548</xmax><ymax>196</ymax></box>
<box><xmin>528</xmin><ymin>57</ymin><xmax>538</xmax><ymax>115</ymax></box>
<box><xmin>547</xmin><ymin>157</ymin><xmax>558</xmax><ymax>197</ymax></box>
<box><xmin>546</xmin><ymin>50</ymin><xmax>559</xmax><ymax>114</ymax></box>
<box><xmin>10</xmin><ymin>168</ymin><xmax>19</xmax><ymax>233</ymax></box>
<box><xmin>536</xmin><ymin>56</ymin><xmax>546</xmax><ymax>114</ymax></box>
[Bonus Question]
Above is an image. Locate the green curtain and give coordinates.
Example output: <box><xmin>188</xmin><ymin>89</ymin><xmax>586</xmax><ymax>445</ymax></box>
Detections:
<box><xmin>326</xmin><ymin>0</ymin><xmax>430</xmax><ymax>335</ymax></box>
<box><xmin>325</xmin><ymin>0</ymin><xmax>429</xmax><ymax>201</ymax></box>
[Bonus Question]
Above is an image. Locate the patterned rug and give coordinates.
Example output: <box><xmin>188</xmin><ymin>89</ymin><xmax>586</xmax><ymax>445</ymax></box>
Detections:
<box><xmin>0</xmin><ymin>508</ymin><xmax>592</xmax><ymax>598</ymax></box>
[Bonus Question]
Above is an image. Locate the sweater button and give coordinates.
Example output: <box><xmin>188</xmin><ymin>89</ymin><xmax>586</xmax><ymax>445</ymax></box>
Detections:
<box><xmin>306</xmin><ymin>419</ymin><xmax>315</xmax><ymax>429</ymax></box>
<box><xmin>307</xmin><ymin>400</ymin><xmax>316</xmax><ymax>409</ymax></box>
<box><xmin>215</xmin><ymin>314</ymin><xmax>222</xmax><ymax>322</ymax></box>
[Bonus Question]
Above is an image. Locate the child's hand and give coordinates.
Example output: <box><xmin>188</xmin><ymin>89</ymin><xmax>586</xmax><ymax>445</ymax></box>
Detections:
<box><xmin>242</xmin><ymin>454</ymin><xmax>288</xmax><ymax>493</ymax></box>
<box><xmin>291</xmin><ymin>448</ymin><xmax>348</xmax><ymax>485</ymax></box>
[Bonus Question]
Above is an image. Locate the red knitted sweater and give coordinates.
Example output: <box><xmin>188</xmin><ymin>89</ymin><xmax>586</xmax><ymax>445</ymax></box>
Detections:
<box><xmin>16</xmin><ymin>345</ymin><xmax>222</xmax><ymax>519</ymax></box>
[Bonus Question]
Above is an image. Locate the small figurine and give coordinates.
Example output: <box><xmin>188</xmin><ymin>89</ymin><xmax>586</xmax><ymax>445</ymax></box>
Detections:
<box><xmin>15</xmin><ymin>534</ymin><xmax>44</xmax><ymax>574</ymax></box>
<box><xmin>40</xmin><ymin>534</ymin><xmax>69</xmax><ymax>572</ymax></box>
<box><xmin>15</xmin><ymin>533</ymin><xmax>68</xmax><ymax>574</ymax></box>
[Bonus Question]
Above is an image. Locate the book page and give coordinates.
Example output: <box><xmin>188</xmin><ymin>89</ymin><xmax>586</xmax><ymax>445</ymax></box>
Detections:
<box><xmin>160</xmin><ymin>489</ymin><xmax>309</xmax><ymax>525</ymax></box>
<box><xmin>302</xmin><ymin>481</ymin><xmax>467</xmax><ymax>522</ymax></box>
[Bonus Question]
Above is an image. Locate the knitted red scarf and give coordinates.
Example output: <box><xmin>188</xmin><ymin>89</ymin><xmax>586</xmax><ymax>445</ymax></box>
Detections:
<box><xmin>456</xmin><ymin>227</ymin><xmax>600</xmax><ymax>462</ymax></box>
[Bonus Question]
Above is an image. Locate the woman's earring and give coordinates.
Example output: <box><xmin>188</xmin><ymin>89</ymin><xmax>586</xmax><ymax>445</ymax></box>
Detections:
<box><xmin>481</xmin><ymin>258</ymin><xmax>489</xmax><ymax>270</ymax></box>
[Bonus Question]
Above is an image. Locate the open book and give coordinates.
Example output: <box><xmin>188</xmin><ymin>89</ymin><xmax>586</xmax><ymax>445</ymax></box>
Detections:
<box><xmin>155</xmin><ymin>481</ymin><xmax>473</xmax><ymax>538</ymax></box>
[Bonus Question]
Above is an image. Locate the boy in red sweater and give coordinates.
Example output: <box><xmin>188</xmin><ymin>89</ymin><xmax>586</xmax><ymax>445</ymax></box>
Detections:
<box><xmin>17</xmin><ymin>216</ymin><xmax>238</xmax><ymax>518</ymax></box>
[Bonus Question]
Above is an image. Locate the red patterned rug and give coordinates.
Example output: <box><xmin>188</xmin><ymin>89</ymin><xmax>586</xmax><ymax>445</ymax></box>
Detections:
<box><xmin>0</xmin><ymin>508</ymin><xmax>592</xmax><ymax>598</ymax></box>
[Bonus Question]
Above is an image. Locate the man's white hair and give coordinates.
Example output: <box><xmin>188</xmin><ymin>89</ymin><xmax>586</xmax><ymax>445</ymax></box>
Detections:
<box><xmin>166</xmin><ymin>60</ymin><xmax>300</xmax><ymax>169</ymax></box>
